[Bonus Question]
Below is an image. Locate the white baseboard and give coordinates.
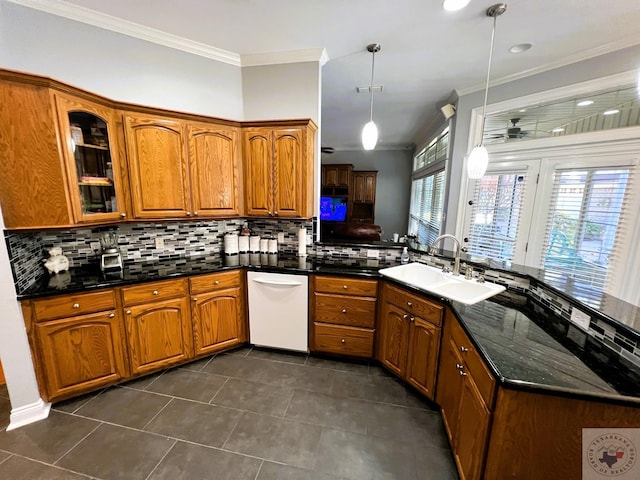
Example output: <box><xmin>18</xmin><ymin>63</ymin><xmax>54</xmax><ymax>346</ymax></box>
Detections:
<box><xmin>7</xmin><ymin>399</ymin><xmax>51</xmax><ymax>431</ymax></box>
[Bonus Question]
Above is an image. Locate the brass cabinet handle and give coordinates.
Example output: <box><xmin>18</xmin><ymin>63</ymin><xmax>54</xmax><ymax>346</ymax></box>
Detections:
<box><xmin>152</xmin><ymin>290</ymin><xmax>159</xmax><ymax>295</ymax></box>
<box><xmin>460</xmin><ymin>346</ymin><xmax>469</xmax><ymax>353</ymax></box>
<box><xmin>72</xmin><ymin>303</ymin><xmax>80</xmax><ymax>309</ymax></box>
<box><xmin>214</xmin><ymin>280</ymin><xmax>220</xmax><ymax>286</ymax></box>
<box><xmin>459</xmin><ymin>370</ymin><xmax>467</xmax><ymax>377</ymax></box>
<box><xmin>407</xmin><ymin>301</ymin><xmax>412</xmax><ymax>307</ymax></box>
<box><xmin>341</xmin><ymin>309</ymin><xmax>347</xmax><ymax>313</ymax></box>
<box><xmin>194</xmin><ymin>211</ymin><xmax>199</xmax><ymax>216</ymax></box>
<box><xmin>108</xmin><ymin>313</ymin><xmax>115</xmax><ymax>318</ymax></box>
<box><xmin>126</xmin><ymin>310</ymin><xmax>132</xmax><ymax>314</ymax></box>
<box><xmin>120</xmin><ymin>213</ymin><xmax>126</xmax><ymax>218</ymax></box>
<box><xmin>410</xmin><ymin>317</ymin><xmax>415</xmax><ymax>323</ymax></box>
<box><xmin>403</xmin><ymin>314</ymin><xmax>408</xmax><ymax>319</ymax></box>
<box><xmin>192</xmin><ymin>297</ymin><xmax>198</xmax><ymax>301</ymax></box>
<box><xmin>343</xmin><ymin>285</ymin><xmax>348</xmax><ymax>290</ymax></box>
<box><xmin>274</xmin><ymin>211</ymin><xmax>278</xmax><ymax>215</ymax></box>
<box><xmin>341</xmin><ymin>338</ymin><xmax>346</xmax><ymax>344</ymax></box>
<box><xmin>186</xmin><ymin>211</ymin><xmax>191</xmax><ymax>216</ymax></box>
<box><xmin>456</xmin><ymin>363</ymin><xmax>464</xmax><ymax>370</ymax></box>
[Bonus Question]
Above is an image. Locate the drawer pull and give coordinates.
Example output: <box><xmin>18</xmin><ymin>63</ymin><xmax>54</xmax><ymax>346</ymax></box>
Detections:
<box><xmin>342</xmin><ymin>309</ymin><xmax>347</xmax><ymax>313</ymax></box>
<box><xmin>193</xmin><ymin>297</ymin><xmax>198</xmax><ymax>302</ymax></box>
<box><xmin>72</xmin><ymin>303</ymin><xmax>80</xmax><ymax>309</ymax></box>
<box><xmin>108</xmin><ymin>313</ymin><xmax>115</xmax><ymax>318</ymax></box>
<box><xmin>459</xmin><ymin>370</ymin><xmax>467</xmax><ymax>377</ymax></box>
<box><xmin>403</xmin><ymin>314</ymin><xmax>408</xmax><ymax>319</ymax></box>
<box><xmin>126</xmin><ymin>310</ymin><xmax>132</xmax><ymax>315</ymax></box>
<box><xmin>410</xmin><ymin>317</ymin><xmax>415</xmax><ymax>323</ymax></box>
<box><xmin>460</xmin><ymin>346</ymin><xmax>469</xmax><ymax>353</ymax></box>
<box><xmin>407</xmin><ymin>301</ymin><xmax>412</xmax><ymax>307</ymax></box>
<box><xmin>456</xmin><ymin>363</ymin><xmax>464</xmax><ymax>370</ymax></box>
<box><xmin>214</xmin><ymin>280</ymin><xmax>220</xmax><ymax>286</ymax></box>
<box><xmin>152</xmin><ymin>290</ymin><xmax>159</xmax><ymax>295</ymax></box>
<box><xmin>343</xmin><ymin>285</ymin><xmax>348</xmax><ymax>290</ymax></box>
<box><xmin>341</xmin><ymin>338</ymin><xmax>346</xmax><ymax>344</ymax></box>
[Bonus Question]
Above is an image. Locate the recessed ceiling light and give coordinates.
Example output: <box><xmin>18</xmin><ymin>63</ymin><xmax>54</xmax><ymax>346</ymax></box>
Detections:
<box><xmin>518</xmin><ymin>109</ymin><xmax>527</xmax><ymax>113</ymax></box>
<box><xmin>442</xmin><ymin>0</ymin><xmax>471</xmax><ymax>12</ymax></box>
<box><xmin>603</xmin><ymin>109</ymin><xmax>620</xmax><ymax>115</ymax></box>
<box><xmin>509</xmin><ymin>43</ymin><xmax>532</xmax><ymax>54</ymax></box>
<box><xmin>552</xmin><ymin>127</ymin><xmax>565</xmax><ymax>133</ymax></box>
<box><xmin>577</xmin><ymin>100</ymin><xmax>594</xmax><ymax>107</ymax></box>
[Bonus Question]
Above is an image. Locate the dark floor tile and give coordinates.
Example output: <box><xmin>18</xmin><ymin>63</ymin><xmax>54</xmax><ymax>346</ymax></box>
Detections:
<box><xmin>368</xmin><ymin>364</ymin><xmax>394</xmax><ymax>377</ymax></box>
<box><xmin>57</xmin><ymin>423</ymin><xmax>174</xmax><ymax>480</ymax></box>
<box><xmin>178</xmin><ymin>355</ymin><xmax>214</xmax><ymax>372</ymax></box>
<box><xmin>202</xmin><ymin>354</ymin><xmax>275</xmax><ymax>381</ymax></box>
<box><xmin>0</xmin><ymin>455</ymin><xmax>90</xmax><ymax>479</ymax></box>
<box><xmin>74</xmin><ymin>387</ymin><xmax>171</xmax><ymax>429</ymax></box>
<box><xmin>117</xmin><ymin>371</ymin><xmax>163</xmax><ymax>391</ymax></box>
<box><xmin>366</xmin><ymin>402</ymin><xmax>450</xmax><ymax>448</ymax></box>
<box><xmin>0</xmin><ymin>450</ymin><xmax>9</xmax><ymax>463</ymax></box>
<box><xmin>149</xmin><ymin>440</ymin><xmax>261</xmax><ymax>480</ymax></box>
<box><xmin>0</xmin><ymin>397</ymin><xmax>10</xmax><ymax>431</ymax></box>
<box><xmin>414</xmin><ymin>445</ymin><xmax>459</xmax><ymax>480</ymax></box>
<box><xmin>305</xmin><ymin>355</ymin><xmax>370</xmax><ymax>374</ymax></box>
<box><xmin>0</xmin><ymin>411</ymin><xmax>99</xmax><ymax>463</ymax></box>
<box><xmin>285</xmin><ymin>389</ymin><xmax>367</xmax><ymax>434</ymax></box>
<box><xmin>405</xmin><ymin>388</ymin><xmax>440</xmax><ymax>411</ymax></box>
<box><xmin>330</xmin><ymin>370</ymin><xmax>409</xmax><ymax>405</ymax></box>
<box><xmin>145</xmin><ymin>398</ymin><xmax>241</xmax><ymax>447</ymax></box>
<box><xmin>248</xmin><ymin>347</ymin><xmax>308</xmax><ymax>365</ymax></box>
<box><xmin>212</xmin><ymin>378</ymin><xmax>293</xmax><ymax>416</ymax></box>
<box><xmin>314</xmin><ymin>427</ymin><xmax>417</xmax><ymax>480</ymax></box>
<box><xmin>225</xmin><ymin>345</ymin><xmax>253</xmax><ymax>356</ymax></box>
<box><xmin>224</xmin><ymin>411</ymin><xmax>323</xmax><ymax>469</ymax></box>
<box><xmin>258</xmin><ymin>461</ymin><xmax>345</xmax><ymax>480</ymax></box>
<box><xmin>53</xmin><ymin>390</ymin><xmax>104</xmax><ymax>414</ymax></box>
<box><xmin>0</xmin><ymin>384</ymin><xmax>8</xmax><ymax>398</ymax></box>
<box><xmin>145</xmin><ymin>368</ymin><xmax>228</xmax><ymax>402</ymax></box>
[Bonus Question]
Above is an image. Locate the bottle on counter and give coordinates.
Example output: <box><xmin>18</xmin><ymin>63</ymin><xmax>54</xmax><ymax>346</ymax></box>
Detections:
<box><xmin>401</xmin><ymin>247</ymin><xmax>410</xmax><ymax>264</ymax></box>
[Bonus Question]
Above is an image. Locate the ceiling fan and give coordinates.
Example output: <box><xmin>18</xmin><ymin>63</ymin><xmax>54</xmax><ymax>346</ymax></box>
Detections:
<box><xmin>486</xmin><ymin>118</ymin><xmax>530</xmax><ymax>140</ymax></box>
<box><xmin>321</xmin><ymin>147</ymin><xmax>335</xmax><ymax>154</ymax></box>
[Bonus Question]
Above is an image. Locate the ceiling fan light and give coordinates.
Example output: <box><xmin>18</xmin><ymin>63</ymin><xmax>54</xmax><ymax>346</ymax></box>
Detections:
<box><xmin>442</xmin><ymin>0</ymin><xmax>471</xmax><ymax>11</ymax></box>
<box><xmin>467</xmin><ymin>145</ymin><xmax>489</xmax><ymax>179</ymax></box>
<box><xmin>362</xmin><ymin>121</ymin><xmax>378</xmax><ymax>150</ymax></box>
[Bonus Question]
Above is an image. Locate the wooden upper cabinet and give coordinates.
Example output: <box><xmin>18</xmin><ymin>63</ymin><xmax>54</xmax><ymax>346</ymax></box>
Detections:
<box><xmin>0</xmin><ymin>80</ymin><xmax>75</xmax><ymax>228</ymax></box>
<box><xmin>243</xmin><ymin>121</ymin><xmax>316</xmax><ymax>218</ymax></box>
<box><xmin>188</xmin><ymin>122</ymin><xmax>242</xmax><ymax>217</ymax></box>
<box><xmin>55</xmin><ymin>93</ymin><xmax>128</xmax><ymax>223</ymax></box>
<box><xmin>352</xmin><ymin>171</ymin><xmax>377</xmax><ymax>203</ymax></box>
<box><xmin>123</xmin><ymin>113</ymin><xmax>191</xmax><ymax>218</ymax></box>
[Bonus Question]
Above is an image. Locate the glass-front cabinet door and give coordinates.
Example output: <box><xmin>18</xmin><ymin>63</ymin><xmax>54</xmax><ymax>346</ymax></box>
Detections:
<box><xmin>55</xmin><ymin>94</ymin><xmax>127</xmax><ymax>223</ymax></box>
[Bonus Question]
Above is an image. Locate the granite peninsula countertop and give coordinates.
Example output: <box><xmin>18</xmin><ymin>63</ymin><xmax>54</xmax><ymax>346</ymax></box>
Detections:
<box><xmin>17</xmin><ymin>253</ymin><xmax>640</xmax><ymax>406</ymax></box>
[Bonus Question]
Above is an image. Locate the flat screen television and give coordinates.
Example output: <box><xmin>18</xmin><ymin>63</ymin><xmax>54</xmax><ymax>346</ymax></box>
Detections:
<box><xmin>320</xmin><ymin>196</ymin><xmax>348</xmax><ymax>222</ymax></box>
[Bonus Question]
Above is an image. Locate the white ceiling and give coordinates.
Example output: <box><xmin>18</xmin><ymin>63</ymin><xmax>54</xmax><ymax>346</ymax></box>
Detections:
<box><xmin>18</xmin><ymin>0</ymin><xmax>640</xmax><ymax>150</ymax></box>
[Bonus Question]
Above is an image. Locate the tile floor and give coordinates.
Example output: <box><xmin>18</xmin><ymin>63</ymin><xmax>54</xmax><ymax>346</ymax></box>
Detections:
<box><xmin>0</xmin><ymin>347</ymin><xmax>459</xmax><ymax>480</ymax></box>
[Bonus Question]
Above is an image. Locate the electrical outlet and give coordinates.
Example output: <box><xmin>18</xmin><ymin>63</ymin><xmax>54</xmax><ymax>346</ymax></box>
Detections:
<box><xmin>367</xmin><ymin>249</ymin><xmax>379</xmax><ymax>259</ymax></box>
<box><xmin>570</xmin><ymin>308</ymin><xmax>590</xmax><ymax>331</ymax></box>
<box><xmin>155</xmin><ymin>237</ymin><xmax>165</xmax><ymax>249</ymax></box>
<box><xmin>277</xmin><ymin>232</ymin><xmax>285</xmax><ymax>243</ymax></box>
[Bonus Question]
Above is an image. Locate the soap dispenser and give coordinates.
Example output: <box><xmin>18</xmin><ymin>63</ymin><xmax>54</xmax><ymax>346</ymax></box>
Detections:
<box><xmin>401</xmin><ymin>247</ymin><xmax>410</xmax><ymax>264</ymax></box>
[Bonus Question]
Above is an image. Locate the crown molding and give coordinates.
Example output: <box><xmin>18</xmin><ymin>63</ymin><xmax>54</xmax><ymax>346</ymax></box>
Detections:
<box><xmin>7</xmin><ymin>0</ymin><xmax>330</xmax><ymax>67</ymax></box>
<box><xmin>457</xmin><ymin>35</ymin><xmax>640</xmax><ymax>96</ymax></box>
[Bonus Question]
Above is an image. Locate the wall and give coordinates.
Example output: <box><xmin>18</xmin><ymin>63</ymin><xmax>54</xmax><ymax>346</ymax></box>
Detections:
<box><xmin>321</xmin><ymin>149</ymin><xmax>413</xmax><ymax>239</ymax></box>
<box><xmin>0</xmin><ymin>1</ymin><xmax>244</xmax><ymax>119</ymax></box>
<box><xmin>445</xmin><ymin>44</ymin><xmax>640</xmax><ymax>234</ymax></box>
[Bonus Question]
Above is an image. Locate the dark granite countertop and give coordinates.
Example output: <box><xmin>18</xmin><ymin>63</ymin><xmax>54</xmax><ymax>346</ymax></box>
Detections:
<box><xmin>18</xmin><ymin>254</ymin><xmax>640</xmax><ymax>406</ymax></box>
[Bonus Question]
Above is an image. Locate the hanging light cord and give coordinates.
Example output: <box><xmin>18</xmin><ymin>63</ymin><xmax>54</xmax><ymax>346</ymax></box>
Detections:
<box><xmin>369</xmin><ymin>49</ymin><xmax>376</xmax><ymax>123</ymax></box>
<box><xmin>479</xmin><ymin>8</ymin><xmax>502</xmax><ymax>141</ymax></box>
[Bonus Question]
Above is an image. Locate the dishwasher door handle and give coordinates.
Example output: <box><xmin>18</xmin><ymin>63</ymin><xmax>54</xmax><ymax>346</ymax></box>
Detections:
<box><xmin>252</xmin><ymin>278</ymin><xmax>303</xmax><ymax>287</ymax></box>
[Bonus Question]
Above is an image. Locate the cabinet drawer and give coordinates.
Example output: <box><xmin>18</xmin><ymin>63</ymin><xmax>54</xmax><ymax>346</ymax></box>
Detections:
<box><xmin>449</xmin><ymin>316</ymin><xmax>496</xmax><ymax>409</ymax></box>
<box><xmin>32</xmin><ymin>290</ymin><xmax>116</xmax><ymax>321</ymax></box>
<box><xmin>314</xmin><ymin>293</ymin><xmax>376</xmax><ymax>328</ymax></box>
<box><xmin>121</xmin><ymin>278</ymin><xmax>187</xmax><ymax>306</ymax></box>
<box><xmin>190</xmin><ymin>270</ymin><xmax>242</xmax><ymax>294</ymax></box>
<box><xmin>313</xmin><ymin>323</ymin><xmax>374</xmax><ymax>358</ymax></box>
<box><xmin>314</xmin><ymin>275</ymin><xmax>377</xmax><ymax>297</ymax></box>
<box><xmin>384</xmin><ymin>284</ymin><xmax>443</xmax><ymax>326</ymax></box>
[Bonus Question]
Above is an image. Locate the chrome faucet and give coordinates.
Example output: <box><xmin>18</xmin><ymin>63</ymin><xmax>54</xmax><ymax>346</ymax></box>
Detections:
<box><xmin>429</xmin><ymin>234</ymin><xmax>463</xmax><ymax>276</ymax></box>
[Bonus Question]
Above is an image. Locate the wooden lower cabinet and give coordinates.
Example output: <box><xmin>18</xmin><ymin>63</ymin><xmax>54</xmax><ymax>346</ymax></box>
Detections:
<box><xmin>436</xmin><ymin>309</ymin><xmax>495</xmax><ymax>480</ymax></box>
<box><xmin>124</xmin><ymin>296</ymin><xmax>193</xmax><ymax>375</ymax></box>
<box><xmin>309</xmin><ymin>275</ymin><xmax>377</xmax><ymax>358</ymax></box>
<box><xmin>190</xmin><ymin>271</ymin><xmax>247</xmax><ymax>356</ymax></box>
<box><xmin>378</xmin><ymin>282</ymin><xmax>442</xmax><ymax>400</ymax></box>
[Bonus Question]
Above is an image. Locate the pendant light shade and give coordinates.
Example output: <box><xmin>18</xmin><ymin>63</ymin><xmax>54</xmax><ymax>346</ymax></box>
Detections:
<box><xmin>362</xmin><ymin>120</ymin><xmax>378</xmax><ymax>150</ymax></box>
<box><xmin>362</xmin><ymin>43</ymin><xmax>381</xmax><ymax>150</ymax></box>
<box><xmin>467</xmin><ymin>145</ymin><xmax>489</xmax><ymax>179</ymax></box>
<box><xmin>467</xmin><ymin>3</ymin><xmax>507</xmax><ymax>179</ymax></box>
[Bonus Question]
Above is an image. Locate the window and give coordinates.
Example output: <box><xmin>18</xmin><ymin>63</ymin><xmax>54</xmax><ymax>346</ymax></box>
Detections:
<box><xmin>409</xmin><ymin>129</ymin><xmax>448</xmax><ymax>245</ymax></box>
<box><xmin>540</xmin><ymin>167</ymin><xmax>633</xmax><ymax>294</ymax></box>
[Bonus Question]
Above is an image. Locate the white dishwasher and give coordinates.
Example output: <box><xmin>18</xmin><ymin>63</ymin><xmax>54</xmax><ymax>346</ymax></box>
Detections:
<box><xmin>247</xmin><ymin>271</ymin><xmax>309</xmax><ymax>352</ymax></box>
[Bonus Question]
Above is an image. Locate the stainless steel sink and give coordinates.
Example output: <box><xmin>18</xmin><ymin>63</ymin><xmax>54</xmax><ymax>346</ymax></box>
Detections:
<box><xmin>378</xmin><ymin>262</ymin><xmax>505</xmax><ymax>305</ymax></box>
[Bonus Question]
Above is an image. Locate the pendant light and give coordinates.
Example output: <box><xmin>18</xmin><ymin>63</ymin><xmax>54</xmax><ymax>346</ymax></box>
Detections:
<box><xmin>467</xmin><ymin>3</ymin><xmax>507</xmax><ymax>179</ymax></box>
<box><xmin>362</xmin><ymin>43</ymin><xmax>381</xmax><ymax>150</ymax></box>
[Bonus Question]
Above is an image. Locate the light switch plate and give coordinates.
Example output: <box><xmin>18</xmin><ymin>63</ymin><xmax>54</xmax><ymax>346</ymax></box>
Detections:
<box><xmin>570</xmin><ymin>308</ymin><xmax>590</xmax><ymax>331</ymax></box>
<box><xmin>155</xmin><ymin>237</ymin><xmax>165</xmax><ymax>249</ymax></box>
